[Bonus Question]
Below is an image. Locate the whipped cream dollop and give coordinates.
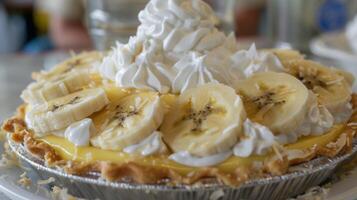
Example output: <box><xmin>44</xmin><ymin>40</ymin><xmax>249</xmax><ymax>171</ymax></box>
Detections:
<box><xmin>123</xmin><ymin>131</ymin><xmax>167</xmax><ymax>156</ymax></box>
<box><xmin>64</xmin><ymin>118</ymin><xmax>96</xmax><ymax>147</ymax></box>
<box><xmin>276</xmin><ymin>92</ymin><xmax>334</xmax><ymax>144</ymax></box>
<box><xmin>231</xmin><ymin>44</ymin><xmax>285</xmax><ymax>78</ymax></box>
<box><xmin>171</xmin><ymin>51</ymin><xmax>236</xmax><ymax>93</ymax></box>
<box><xmin>169</xmin><ymin>151</ymin><xmax>232</xmax><ymax>167</ymax></box>
<box><xmin>114</xmin><ymin>38</ymin><xmax>174</xmax><ymax>93</ymax></box>
<box><xmin>346</xmin><ymin>15</ymin><xmax>357</xmax><ymax>53</ymax></box>
<box><xmin>99</xmin><ymin>0</ymin><xmax>283</xmax><ymax>94</ymax></box>
<box><xmin>25</xmin><ymin>108</ymin><xmax>96</xmax><ymax>145</ymax></box>
<box><xmin>233</xmin><ymin>119</ymin><xmax>276</xmax><ymax>157</ymax></box>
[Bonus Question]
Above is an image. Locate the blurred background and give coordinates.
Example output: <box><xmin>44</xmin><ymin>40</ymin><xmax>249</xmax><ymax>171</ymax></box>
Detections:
<box><xmin>0</xmin><ymin>0</ymin><xmax>356</xmax><ymax>54</ymax></box>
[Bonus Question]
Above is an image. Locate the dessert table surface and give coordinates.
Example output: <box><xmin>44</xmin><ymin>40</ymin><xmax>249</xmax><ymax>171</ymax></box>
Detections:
<box><xmin>0</xmin><ymin>54</ymin><xmax>44</xmax><ymax>200</ymax></box>
<box><xmin>0</xmin><ymin>52</ymin><xmax>357</xmax><ymax>200</ymax></box>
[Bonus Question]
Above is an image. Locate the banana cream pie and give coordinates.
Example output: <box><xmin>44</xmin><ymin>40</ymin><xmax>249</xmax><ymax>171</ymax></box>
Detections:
<box><xmin>3</xmin><ymin>0</ymin><xmax>357</xmax><ymax>186</ymax></box>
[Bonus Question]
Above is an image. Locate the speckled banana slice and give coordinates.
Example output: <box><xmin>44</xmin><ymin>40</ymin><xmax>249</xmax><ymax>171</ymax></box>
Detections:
<box><xmin>161</xmin><ymin>83</ymin><xmax>246</xmax><ymax>157</ymax></box>
<box><xmin>283</xmin><ymin>59</ymin><xmax>352</xmax><ymax>114</ymax></box>
<box><xmin>90</xmin><ymin>92</ymin><xmax>164</xmax><ymax>151</ymax></box>
<box><xmin>270</xmin><ymin>49</ymin><xmax>355</xmax><ymax>86</ymax></box>
<box><xmin>33</xmin><ymin>51</ymin><xmax>103</xmax><ymax>81</ymax></box>
<box><xmin>22</xmin><ymin>52</ymin><xmax>104</xmax><ymax>105</ymax></box>
<box><xmin>21</xmin><ymin>69</ymin><xmax>91</xmax><ymax>105</ymax></box>
<box><xmin>235</xmin><ymin>72</ymin><xmax>309</xmax><ymax>135</ymax></box>
<box><xmin>26</xmin><ymin>88</ymin><xmax>109</xmax><ymax>135</ymax></box>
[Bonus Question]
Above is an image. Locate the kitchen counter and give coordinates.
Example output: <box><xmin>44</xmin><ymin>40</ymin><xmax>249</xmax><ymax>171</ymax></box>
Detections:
<box><xmin>0</xmin><ymin>54</ymin><xmax>44</xmax><ymax>122</ymax></box>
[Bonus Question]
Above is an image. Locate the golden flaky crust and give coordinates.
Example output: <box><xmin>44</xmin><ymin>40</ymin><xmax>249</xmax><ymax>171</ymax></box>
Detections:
<box><xmin>3</xmin><ymin>95</ymin><xmax>357</xmax><ymax>186</ymax></box>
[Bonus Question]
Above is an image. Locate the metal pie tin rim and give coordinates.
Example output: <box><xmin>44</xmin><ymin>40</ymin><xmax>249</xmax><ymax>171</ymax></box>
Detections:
<box><xmin>8</xmin><ymin>137</ymin><xmax>357</xmax><ymax>192</ymax></box>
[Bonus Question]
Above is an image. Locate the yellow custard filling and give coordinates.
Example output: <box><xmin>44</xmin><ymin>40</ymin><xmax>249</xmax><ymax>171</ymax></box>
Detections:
<box><xmin>30</xmin><ymin>87</ymin><xmax>347</xmax><ymax>175</ymax></box>
<box><xmin>38</xmin><ymin>124</ymin><xmax>345</xmax><ymax>175</ymax></box>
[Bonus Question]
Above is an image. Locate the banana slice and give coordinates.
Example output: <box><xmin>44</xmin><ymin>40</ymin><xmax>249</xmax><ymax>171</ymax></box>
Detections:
<box><xmin>161</xmin><ymin>83</ymin><xmax>246</xmax><ymax>157</ymax></box>
<box><xmin>21</xmin><ymin>70</ymin><xmax>91</xmax><ymax>105</ymax></box>
<box><xmin>27</xmin><ymin>88</ymin><xmax>109</xmax><ymax>134</ymax></box>
<box><xmin>270</xmin><ymin>49</ymin><xmax>354</xmax><ymax>86</ymax></box>
<box><xmin>235</xmin><ymin>72</ymin><xmax>309</xmax><ymax>135</ymax></box>
<box><xmin>33</xmin><ymin>51</ymin><xmax>103</xmax><ymax>81</ymax></box>
<box><xmin>22</xmin><ymin>52</ymin><xmax>104</xmax><ymax>105</ymax></box>
<box><xmin>90</xmin><ymin>92</ymin><xmax>164</xmax><ymax>151</ymax></box>
<box><xmin>283</xmin><ymin>60</ymin><xmax>352</xmax><ymax>113</ymax></box>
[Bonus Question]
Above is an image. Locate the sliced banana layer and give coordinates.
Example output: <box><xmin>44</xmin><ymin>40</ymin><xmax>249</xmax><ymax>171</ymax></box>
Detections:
<box><xmin>283</xmin><ymin>60</ymin><xmax>352</xmax><ymax>114</ymax></box>
<box><xmin>26</xmin><ymin>88</ymin><xmax>109</xmax><ymax>134</ymax></box>
<box><xmin>21</xmin><ymin>70</ymin><xmax>91</xmax><ymax>105</ymax></box>
<box><xmin>235</xmin><ymin>72</ymin><xmax>309</xmax><ymax>135</ymax></box>
<box><xmin>161</xmin><ymin>83</ymin><xmax>246</xmax><ymax>157</ymax></box>
<box><xmin>90</xmin><ymin>92</ymin><xmax>164</xmax><ymax>151</ymax></box>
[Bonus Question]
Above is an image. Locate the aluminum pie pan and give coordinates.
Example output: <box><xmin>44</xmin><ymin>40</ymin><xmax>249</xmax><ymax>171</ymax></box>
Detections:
<box><xmin>8</xmin><ymin>137</ymin><xmax>357</xmax><ymax>200</ymax></box>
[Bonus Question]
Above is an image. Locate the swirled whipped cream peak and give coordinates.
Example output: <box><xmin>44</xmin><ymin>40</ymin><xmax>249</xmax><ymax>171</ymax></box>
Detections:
<box><xmin>231</xmin><ymin>44</ymin><xmax>285</xmax><ymax>78</ymax></box>
<box><xmin>99</xmin><ymin>0</ymin><xmax>283</xmax><ymax>94</ymax></box>
<box><xmin>137</xmin><ymin>0</ymin><xmax>222</xmax><ymax>52</ymax></box>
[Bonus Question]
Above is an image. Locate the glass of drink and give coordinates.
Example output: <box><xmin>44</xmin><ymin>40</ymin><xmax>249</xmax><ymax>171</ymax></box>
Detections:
<box><xmin>87</xmin><ymin>0</ymin><xmax>148</xmax><ymax>50</ymax></box>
